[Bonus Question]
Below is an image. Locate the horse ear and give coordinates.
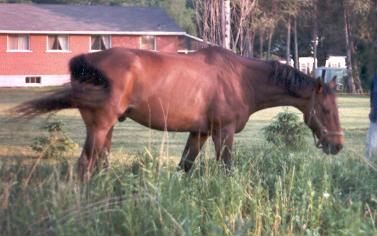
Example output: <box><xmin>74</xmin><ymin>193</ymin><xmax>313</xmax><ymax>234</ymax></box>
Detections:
<box><xmin>315</xmin><ymin>77</ymin><xmax>324</xmax><ymax>93</ymax></box>
<box><xmin>328</xmin><ymin>76</ymin><xmax>337</xmax><ymax>90</ymax></box>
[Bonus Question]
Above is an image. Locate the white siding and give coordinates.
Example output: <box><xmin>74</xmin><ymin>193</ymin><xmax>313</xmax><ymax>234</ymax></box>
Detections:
<box><xmin>0</xmin><ymin>75</ymin><xmax>70</xmax><ymax>87</ymax></box>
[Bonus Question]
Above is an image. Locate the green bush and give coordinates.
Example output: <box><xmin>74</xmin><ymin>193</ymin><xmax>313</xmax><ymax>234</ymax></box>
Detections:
<box><xmin>31</xmin><ymin>115</ymin><xmax>77</xmax><ymax>159</ymax></box>
<box><xmin>263</xmin><ymin>111</ymin><xmax>308</xmax><ymax>151</ymax></box>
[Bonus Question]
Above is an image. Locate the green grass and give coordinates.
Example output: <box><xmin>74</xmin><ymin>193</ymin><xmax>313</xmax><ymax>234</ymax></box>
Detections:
<box><xmin>0</xmin><ymin>88</ymin><xmax>370</xmax><ymax>159</ymax></box>
<box><xmin>0</xmin><ymin>88</ymin><xmax>376</xmax><ymax>235</ymax></box>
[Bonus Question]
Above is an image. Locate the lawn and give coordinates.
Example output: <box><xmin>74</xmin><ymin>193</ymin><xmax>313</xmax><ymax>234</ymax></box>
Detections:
<box><xmin>0</xmin><ymin>88</ymin><xmax>376</xmax><ymax>235</ymax></box>
<box><xmin>0</xmin><ymin>88</ymin><xmax>370</xmax><ymax>160</ymax></box>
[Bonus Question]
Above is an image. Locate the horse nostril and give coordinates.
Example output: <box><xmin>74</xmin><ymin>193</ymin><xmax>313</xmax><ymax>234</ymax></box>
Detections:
<box><xmin>331</xmin><ymin>143</ymin><xmax>343</xmax><ymax>154</ymax></box>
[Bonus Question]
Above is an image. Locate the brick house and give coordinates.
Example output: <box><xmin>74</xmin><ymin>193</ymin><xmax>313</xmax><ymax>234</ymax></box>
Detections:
<box><xmin>0</xmin><ymin>3</ymin><xmax>206</xmax><ymax>87</ymax></box>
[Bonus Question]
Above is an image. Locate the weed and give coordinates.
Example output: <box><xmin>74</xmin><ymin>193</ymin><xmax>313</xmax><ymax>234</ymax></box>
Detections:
<box><xmin>263</xmin><ymin>111</ymin><xmax>309</xmax><ymax>151</ymax></box>
<box><xmin>30</xmin><ymin>115</ymin><xmax>77</xmax><ymax>159</ymax></box>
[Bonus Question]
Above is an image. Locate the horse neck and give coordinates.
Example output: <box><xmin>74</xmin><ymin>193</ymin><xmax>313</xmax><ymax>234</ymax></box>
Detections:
<box><xmin>251</xmin><ymin>76</ymin><xmax>313</xmax><ymax>114</ymax></box>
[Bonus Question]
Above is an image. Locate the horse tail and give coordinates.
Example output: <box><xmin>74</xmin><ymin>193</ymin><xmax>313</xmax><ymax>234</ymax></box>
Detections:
<box><xmin>12</xmin><ymin>54</ymin><xmax>111</xmax><ymax>118</ymax></box>
<box><xmin>11</xmin><ymin>87</ymin><xmax>74</xmax><ymax>117</ymax></box>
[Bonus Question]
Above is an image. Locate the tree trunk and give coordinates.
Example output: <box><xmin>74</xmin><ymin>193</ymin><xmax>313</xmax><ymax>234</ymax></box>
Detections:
<box><xmin>313</xmin><ymin>36</ymin><xmax>318</xmax><ymax>76</ymax></box>
<box><xmin>293</xmin><ymin>17</ymin><xmax>299</xmax><ymax>69</ymax></box>
<box><xmin>240</xmin><ymin>27</ymin><xmax>244</xmax><ymax>55</ymax></box>
<box><xmin>267</xmin><ymin>28</ymin><xmax>273</xmax><ymax>60</ymax></box>
<box><xmin>222</xmin><ymin>0</ymin><xmax>231</xmax><ymax>49</ymax></box>
<box><xmin>259</xmin><ymin>28</ymin><xmax>265</xmax><ymax>59</ymax></box>
<box><xmin>312</xmin><ymin>1</ymin><xmax>318</xmax><ymax>75</ymax></box>
<box><xmin>286</xmin><ymin>16</ymin><xmax>291</xmax><ymax>65</ymax></box>
<box><xmin>347</xmin><ymin>12</ymin><xmax>363</xmax><ymax>93</ymax></box>
<box><xmin>353</xmin><ymin>62</ymin><xmax>363</xmax><ymax>93</ymax></box>
<box><xmin>246</xmin><ymin>29</ymin><xmax>255</xmax><ymax>57</ymax></box>
<box><xmin>344</xmin><ymin>8</ymin><xmax>356</xmax><ymax>93</ymax></box>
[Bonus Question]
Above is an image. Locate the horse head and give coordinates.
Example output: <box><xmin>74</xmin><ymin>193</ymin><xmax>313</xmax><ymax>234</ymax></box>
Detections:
<box><xmin>304</xmin><ymin>76</ymin><xmax>344</xmax><ymax>154</ymax></box>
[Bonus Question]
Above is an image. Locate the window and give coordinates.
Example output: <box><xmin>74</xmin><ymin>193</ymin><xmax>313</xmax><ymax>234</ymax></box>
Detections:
<box><xmin>140</xmin><ymin>35</ymin><xmax>156</xmax><ymax>51</ymax></box>
<box><xmin>91</xmin><ymin>35</ymin><xmax>111</xmax><ymax>51</ymax></box>
<box><xmin>25</xmin><ymin>76</ymin><xmax>41</xmax><ymax>84</ymax></box>
<box><xmin>7</xmin><ymin>34</ymin><xmax>30</xmax><ymax>51</ymax></box>
<box><xmin>300</xmin><ymin>63</ymin><xmax>306</xmax><ymax>73</ymax></box>
<box><xmin>47</xmin><ymin>35</ymin><xmax>69</xmax><ymax>51</ymax></box>
<box><xmin>307</xmin><ymin>63</ymin><xmax>311</xmax><ymax>73</ymax></box>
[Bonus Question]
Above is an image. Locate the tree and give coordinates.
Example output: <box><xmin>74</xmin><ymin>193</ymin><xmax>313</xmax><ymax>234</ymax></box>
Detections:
<box><xmin>159</xmin><ymin>0</ymin><xmax>196</xmax><ymax>35</ymax></box>
<box><xmin>193</xmin><ymin>0</ymin><xmax>223</xmax><ymax>45</ymax></box>
<box><xmin>310</xmin><ymin>0</ymin><xmax>319</xmax><ymax>72</ymax></box>
<box><xmin>222</xmin><ymin>0</ymin><xmax>231</xmax><ymax>49</ymax></box>
<box><xmin>230</xmin><ymin>0</ymin><xmax>257</xmax><ymax>54</ymax></box>
<box><xmin>254</xmin><ymin>0</ymin><xmax>279</xmax><ymax>59</ymax></box>
<box><xmin>341</xmin><ymin>0</ymin><xmax>371</xmax><ymax>93</ymax></box>
<box><xmin>311</xmin><ymin>0</ymin><xmax>372</xmax><ymax>92</ymax></box>
<box><xmin>193</xmin><ymin>0</ymin><xmax>258</xmax><ymax>55</ymax></box>
<box><xmin>278</xmin><ymin>0</ymin><xmax>311</xmax><ymax>66</ymax></box>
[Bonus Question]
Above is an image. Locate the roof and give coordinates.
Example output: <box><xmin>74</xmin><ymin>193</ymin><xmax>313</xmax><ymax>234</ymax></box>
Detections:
<box><xmin>0</xmin><ymin>3</ymin><xmax>185</xmax><ymax>35</ymax></box>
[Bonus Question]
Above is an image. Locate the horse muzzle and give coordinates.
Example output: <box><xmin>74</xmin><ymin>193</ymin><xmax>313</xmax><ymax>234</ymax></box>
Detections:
<box><xmin>322</xmin><ymin>142</ymin><xmax>343</xmax><ymax>155</ymax></box>
<box><xmin>313</xmin><ymin>129</ymin><xmax>344</xmax><ymax>155</ymax></box>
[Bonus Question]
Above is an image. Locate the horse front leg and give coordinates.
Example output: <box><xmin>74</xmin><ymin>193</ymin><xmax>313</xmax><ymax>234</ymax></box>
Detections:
<box><xmin>102</xmin><ymin>126</ymin><xmax>114</xmax><ymax>169</ymax></box>
<box><xmin>78</xmin><ymin>127</ymin><xmax>111</xmax><ymax>181</ymax></box>
<box><xmin>178</xmin><ymin>132</ymin><xmax>208</xmax><ymax>172</ymax></box>
<box><xmin>211</xmin><ymin>124</ymin><xmax>236</xmax><ymax>171</ymax></box>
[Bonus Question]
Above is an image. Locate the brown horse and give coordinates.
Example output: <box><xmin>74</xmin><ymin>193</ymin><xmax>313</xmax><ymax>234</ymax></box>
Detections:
<box><xmin>14</xmin><ymin>46</ymin><xmax>344</xmax><ymax>180</ymax></box>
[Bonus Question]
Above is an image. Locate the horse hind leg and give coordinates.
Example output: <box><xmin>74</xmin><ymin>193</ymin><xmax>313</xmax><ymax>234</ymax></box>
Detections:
<box><xmin>178</xmin><ymin>132</ymin><xmax>208</xmax><ymax>172</ymax></box>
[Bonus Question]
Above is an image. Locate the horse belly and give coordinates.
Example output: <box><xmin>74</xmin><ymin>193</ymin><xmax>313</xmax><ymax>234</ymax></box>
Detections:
<box><xmin>126</xmin><ymin>103</ymin><xmax>208</xmax><ymax>132</ymax></box>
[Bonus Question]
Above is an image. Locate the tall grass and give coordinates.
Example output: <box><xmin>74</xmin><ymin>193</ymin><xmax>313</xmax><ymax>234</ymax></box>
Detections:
<box><xmin>0</xmin><ymin>89</ymin><xmax>375</xmax><ymax>235</ymax></box>
<box><xmin>1</xmin><ymin>145</ymin><xmax>376</xmax><ymax>235</ymax></box>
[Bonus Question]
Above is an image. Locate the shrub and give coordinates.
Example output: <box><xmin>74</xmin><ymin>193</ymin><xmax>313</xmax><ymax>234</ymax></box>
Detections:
<box><xmin>31</xmin><ymin>115</ymin><xmax>77</xmax><ymax>159</ymax></box>
<box><xmin>263</xmin><ymin>111</ymin><xmax>308</xmax><ymax>151</ymax></box>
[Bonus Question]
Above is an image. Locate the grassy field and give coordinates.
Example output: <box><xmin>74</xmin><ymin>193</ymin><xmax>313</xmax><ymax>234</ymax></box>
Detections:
<box><xmin>0</xmin><ymin>88</ymin><xmax>376</xmax><ymax>235</ymax></box>
<box><xmin>0</xmin><ymin>88</ymin><xmax>370</xmax><ymax>160</ymax></box>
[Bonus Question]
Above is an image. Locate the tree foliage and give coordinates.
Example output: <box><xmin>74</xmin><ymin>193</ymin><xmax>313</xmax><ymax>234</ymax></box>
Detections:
<box><xmin>192</xmin><ymin>0</ymin><xmax>377</xmax><ymax>91</ymax></box>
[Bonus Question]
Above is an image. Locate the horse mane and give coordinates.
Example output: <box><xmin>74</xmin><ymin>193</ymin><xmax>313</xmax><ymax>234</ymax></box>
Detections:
<box><xmin>269</xmin><ymin>60</ymin><xmax>316</xmax><ymax>96</ymax></box>
<box><xmin>69</xmin><ymin>54</ymin><xmax>110</xmax><ymax>88</ymax></box>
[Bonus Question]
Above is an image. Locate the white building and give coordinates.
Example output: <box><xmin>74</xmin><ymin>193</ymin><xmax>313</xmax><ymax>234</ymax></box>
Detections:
<box><xmin>325</xmin><ymin>56</ymin><xmax>347</xmax><ymax>68</ymax></box>
<box><xmin>298</xmin><ymin>56</ymin><xmax>346</xmax><ymax>75</ymax></box>
<box><xmin>298</xmin><ymin>57</ymin><xmax>316</xmax><ymax>75</ymax></box>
